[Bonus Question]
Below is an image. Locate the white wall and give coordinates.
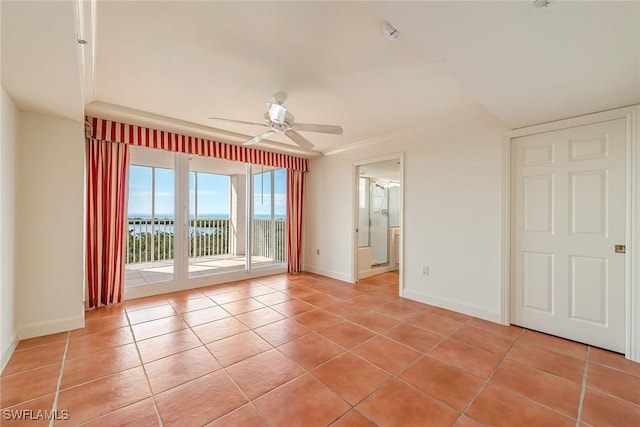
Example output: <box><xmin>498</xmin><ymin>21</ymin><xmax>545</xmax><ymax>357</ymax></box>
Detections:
<box><xmin>16</xmin><ymin>112</ymin><xmax>85</xmax><ymax>338</ymax></box>
<box><xmin>1</xmin><ymin>88</ymin><xmax>19</xmax><ymax>370</ymax></box>
<box><xmin>304</xmin><ymin>114</ymin><xmax>508</xmax><ymax>321</ymax></box>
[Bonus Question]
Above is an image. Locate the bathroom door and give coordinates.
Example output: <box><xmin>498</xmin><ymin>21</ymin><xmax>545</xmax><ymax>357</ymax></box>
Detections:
<box><xmin>370</xmin><ymin>180</ymin><xmax>389</xmax><ymax>265</ymax></box>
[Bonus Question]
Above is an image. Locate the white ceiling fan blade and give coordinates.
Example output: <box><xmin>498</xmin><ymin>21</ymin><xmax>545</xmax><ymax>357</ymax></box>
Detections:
<box><xmin>284</xmin><ymin>130</ymin><xmax>314</xmax><ymax>149</ymax></box>
<box><xmin>243</xmin><ymin>129</ymin><xmax>276</xmax><ymax>146</ymax></box>
<box><xmin>291</xmin><ymin>123</ymin><xmax>343</xmax><ymax>135</ymax></box>
<box><xmin>208</xmin><ymin>116</ymin><xmax>268</xmax><ymax>127</ymax></box>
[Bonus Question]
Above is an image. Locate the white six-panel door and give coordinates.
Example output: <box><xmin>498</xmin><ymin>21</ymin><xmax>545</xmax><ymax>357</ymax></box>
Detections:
<box><xmin>511</xmin><ymin>119</ymin><xmax>627</xmax><ymax>352</ymax></box>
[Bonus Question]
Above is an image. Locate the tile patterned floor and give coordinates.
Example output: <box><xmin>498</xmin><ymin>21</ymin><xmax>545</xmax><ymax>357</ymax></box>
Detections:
<box><xmin>2</xmin><ymin>272</ymin><xmax>639</xmax><ymax>426</ymax></box>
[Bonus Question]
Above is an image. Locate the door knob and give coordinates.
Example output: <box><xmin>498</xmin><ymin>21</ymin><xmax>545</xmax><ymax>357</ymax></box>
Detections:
<box><xmin>615</xmin><ymin>245</ymin><xmax>626</xmax><ymax>254</ymax></box>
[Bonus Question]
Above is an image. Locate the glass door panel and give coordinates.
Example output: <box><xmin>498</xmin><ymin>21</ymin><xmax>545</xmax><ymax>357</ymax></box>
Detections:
<box><xmin>251</xmin><ymin>166</ymin><xmax>287</xmax><ymax>269</ymax></box>
<box><xmin>370</xmin><ymin>179</ymin><xmax>389</xmax><ymax>266</ymax></box>
<box><xmin>125</xmin><ymin>147</ymin><xmax>175</xmax><ymax>287</ymax></box>
<box><xmin>273</xmin><ymin>168</ymin><xmax>287</xmax><ymax>263</ymax></box>
<box><xmin>188</xmin><ymin>156</ymin><xmax>239</xmax><ymax>278</ymax></box>
<box><xmin>358</xmin><ymin>177</ymin><xmax>370</xmax><ymax>248</ymax></box>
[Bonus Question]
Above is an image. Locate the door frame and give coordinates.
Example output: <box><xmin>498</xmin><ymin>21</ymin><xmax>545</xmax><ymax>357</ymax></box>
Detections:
<box><xmin>500</xmin><ymin>105</ymin><xmax>640</xmax><ymax>361</ymax></box>
<box><xmin>351</xmin><ymin>153</ymin><xmax>405</xmax><ymax>296</ymax></box>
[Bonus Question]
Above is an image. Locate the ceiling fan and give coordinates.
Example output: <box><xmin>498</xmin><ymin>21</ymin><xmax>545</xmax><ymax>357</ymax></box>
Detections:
<box><xmin>208</xmin><ymin>93</ymin><xmax>343</xmax><ymax>149</ymax></box>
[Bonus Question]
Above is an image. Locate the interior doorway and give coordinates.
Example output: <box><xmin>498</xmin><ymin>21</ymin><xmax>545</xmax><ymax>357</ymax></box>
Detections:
<box><xmin>354</xmin><ymin>157</ymin><xmax>402</xmax><ymax>295</ymax></box>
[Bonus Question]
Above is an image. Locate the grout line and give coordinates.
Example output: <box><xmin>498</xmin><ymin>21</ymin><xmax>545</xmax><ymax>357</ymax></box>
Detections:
<box><xmin>338</xmin><ymin>316</ymin><xmax>473</xmax><ymax>417</ymax></box>
<box><xmin>576</xmin><ymin>346</ymin><xmax>591</xmax><ymax>426</ymax></box>
<box><xmin>97</xmin><ymin>274</ymin><xmax>445</xmax><ymax>425</ymax></box>
<box><xmin>453</xmin><ymin>326</ymin><xmax>525</xmax><ymax>425</ymax></box>
<box><xmin>174</xmin><ymin>299</ymin><xmax>275</xmax><ymax>426</ymax></box>
<box><xmin>49</xmin><ymin>331</ymin><xmax>70</xmax><ymax>427</ymax></box>
<box><xmin>124</xmin><ymin>310</ymin><xmax>165</xmax><ymax>427</ymax></box>
<box><xmin>300</xmin><ymin>293</ymin><xmax>468</xmax><ymax>420</ymax></box>
<box><xmin>176</xmin><ymin>276</ymin><xmax>399</xmax><ymax>425</ymax></box>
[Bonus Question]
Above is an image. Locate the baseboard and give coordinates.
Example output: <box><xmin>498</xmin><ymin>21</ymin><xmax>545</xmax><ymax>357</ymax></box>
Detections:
<box><xmin>18</xmin><ymin>314</ymin><xmax>85</xmax><ymax>340</ymax></box>
<box><xmin>358</xmin><ymin>266</ymin><xmax>397</xmax><ymax>280</ymax></box>
<box><xmin>302</xmin><ymin>265</ymin><xmax>352</xmax><ymax>283</ymax></box>
<box><xmin>1</xmin><ymin>332</ymin><xmax>18</xmax><ymax>373</ymax></box>
<box><xmin>403</xmin><ymin>289</ymin><xmax>500</xmax><ymax>323</ymax></box>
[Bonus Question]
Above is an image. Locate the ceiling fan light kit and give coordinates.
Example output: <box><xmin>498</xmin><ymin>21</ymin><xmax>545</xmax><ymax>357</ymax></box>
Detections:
<box><xmin>267</xmin><ymin>102</ymin><xmax>287</xmax><ymax>124</ymax></box>
<box><xmin>208</xmin><ymin>93</ymin><xmax>343</xmax><ymax>149</ymax></box>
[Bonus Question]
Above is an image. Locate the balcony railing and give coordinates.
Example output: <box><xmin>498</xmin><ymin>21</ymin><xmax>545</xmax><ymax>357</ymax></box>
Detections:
<box><xmin>252</xmin><ymin>218</ymin><xmax>286</xmax><ymax>262</ymax></box>
<box><xmin>126</xmin><ymin>218</ymin><xmax>285</xmax><ymax>264</ymax></box>
<box><xmin>189</xmin><ymin>218</ymin><xmax>230</xmax><ymax>258</ymax></box>
<box><xmin>126</xmin><ymin>218</ymin><xmax>176</xmax><ymax>264</ymax></box>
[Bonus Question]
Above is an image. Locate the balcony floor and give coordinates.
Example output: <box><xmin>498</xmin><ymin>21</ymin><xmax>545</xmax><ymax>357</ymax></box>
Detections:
<box><xmin>125</xmin><ymin>255</ymin><xmax>280</xmax><ymax>287</ymax></box>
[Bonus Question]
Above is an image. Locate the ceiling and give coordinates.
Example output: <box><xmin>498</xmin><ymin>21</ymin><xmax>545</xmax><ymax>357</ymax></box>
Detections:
<box><xmin>373</xmin><ymin>1</ymin><xmax>640</xmax><ymax>128</ymax></box>
<box><xmin>1</xmin><ymin>1</ymin><xmax>84</xmax><ymax>122</ymax></box>
<box><xmin>2</xmin><ymin>1</ymin><xmax>638</xmax><ymax>155</ymax></box>
<box><xmin>90</xmin><ymin>1</ymin><xmax>483</xmax><ymax>155</ymax></box>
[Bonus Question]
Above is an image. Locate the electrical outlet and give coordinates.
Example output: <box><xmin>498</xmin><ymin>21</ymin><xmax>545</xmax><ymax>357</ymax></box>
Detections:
<box><xmin>422</xmin><ymin>265</ymin><xmax>429</xmax><ymax>276</ymax></box>
<box><xmin>316</xmin><ymin>249</ymin><xmax>320</xmax><ymax>255</ymax></box>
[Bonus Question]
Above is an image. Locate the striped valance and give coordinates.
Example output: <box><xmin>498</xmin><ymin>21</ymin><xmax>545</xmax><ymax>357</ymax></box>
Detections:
<box><xmin>86</xmin><ymin>116</ymin><xmax>309</xmax><ymax>172</ymax></box>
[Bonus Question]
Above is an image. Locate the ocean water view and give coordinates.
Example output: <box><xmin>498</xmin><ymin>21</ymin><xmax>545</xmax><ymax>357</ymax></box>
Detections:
<box><xmin>129</xmin><ymin>213</ymin><xmax>229</xmax><ymax>220</ymax></box>
<box><xmin>127</xmin><ymin>213</ymin><xmax>284</xmax><ymax>235</ymax></box>
<box><xmin>128</xmin><ymin>213</ymin><xmax>283</xmax><ymax>220</ymax></box>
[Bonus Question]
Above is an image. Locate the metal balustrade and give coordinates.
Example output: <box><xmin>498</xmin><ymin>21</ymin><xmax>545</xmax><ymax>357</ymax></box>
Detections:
<box><xmin>126</xmin><ymin>218</ymin><xmax>176</xmax><ymax>264</ymax></box>
<box><xmin>189</xmin><ymin>218</ymin><xmax>230</xmax><ymax>258</ymax></box>
<box><xmin>125</xmin><ymin>218</ymin><xmax>285</xmax><ymax>264</ymax></box>
<box><xmin>252</xmin><ymin>219</ymin><xmax>286</xmax><ymax>263</ymax></box>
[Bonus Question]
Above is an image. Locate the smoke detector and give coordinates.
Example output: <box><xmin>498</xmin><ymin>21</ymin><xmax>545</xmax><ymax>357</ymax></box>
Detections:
<box><xmin>533</xmin><ymin>0</ymin><xmax>551</xmax><ymax>8</ymax></box>
<box><xmin>383</xmin><ymin>22</ymin><xmax>400</xmax><ymax>40</ymax></box>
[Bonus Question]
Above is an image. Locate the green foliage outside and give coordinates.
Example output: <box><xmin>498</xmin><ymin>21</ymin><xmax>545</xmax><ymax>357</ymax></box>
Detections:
<box><xmin>126</xmin><ymin>220</ymin><xmax>285</xmax><ymax>264</ymax></box>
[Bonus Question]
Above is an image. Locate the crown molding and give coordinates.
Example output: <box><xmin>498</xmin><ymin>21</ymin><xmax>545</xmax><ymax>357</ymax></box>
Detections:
<box><xmin>321</xmin><ymin>107</ymin><xmax>495</xmax><ymax>157</ymax></box>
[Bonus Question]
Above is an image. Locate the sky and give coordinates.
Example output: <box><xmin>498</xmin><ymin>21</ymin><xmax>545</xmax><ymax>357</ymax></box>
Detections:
<box><xmin>254</xmin><ymin>168</ymin><xmax>286</xmax><ymax>217</ymax></box>
<box><xmin>128</xmin><ymin>165</ymin><xmax>286</xmax><ymax>218</ymax></box>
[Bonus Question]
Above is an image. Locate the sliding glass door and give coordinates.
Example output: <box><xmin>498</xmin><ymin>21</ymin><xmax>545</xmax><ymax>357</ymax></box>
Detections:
<box><xmin>125</xmin><ymin>149</ymin><xmax>286</xmax><ymax>293</ymax></box>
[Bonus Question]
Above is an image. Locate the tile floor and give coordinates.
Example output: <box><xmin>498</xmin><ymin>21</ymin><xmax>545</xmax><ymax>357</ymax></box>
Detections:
<box><xmin>2</xmin><ymin>272</ymin><xmax>639</xmax><ymax>426</ymax></box>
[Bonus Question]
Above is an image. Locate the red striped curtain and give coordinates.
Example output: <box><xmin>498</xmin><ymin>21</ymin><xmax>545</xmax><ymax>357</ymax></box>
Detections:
<box><xmin>86</xmin><ymin>138</ymin><xmax>129</xmax><ymax>308</ymax></box>
<box><xmin>86</xmin><ymin>116</ymin><xmax>308</xmax><ymax>172</ymax></box>
<box><xmin>286</xmin><ymin>169</ymin><xmax>304</xmax><ymax>273</ymax></box>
